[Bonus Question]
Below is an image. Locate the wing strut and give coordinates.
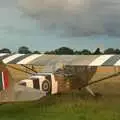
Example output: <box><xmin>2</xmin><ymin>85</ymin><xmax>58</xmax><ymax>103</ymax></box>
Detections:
<box><xmin>21</xmin><ymin>64</ymin><xmax>38</xmax><ymax>73</ymax></box>
<box><xmin>86</xmin><ymin>71</ymin><xmax>120</xmax><ymax>88</ymax></box>
<box><xmin>7</xmin><ymin>65</ymin><xmax>33</xmax><ymax>75</ymax></box>
<box><xmin>81</xmin><ymin>71</ymin><xmax>120</xmax><ymax>96</ymax></box>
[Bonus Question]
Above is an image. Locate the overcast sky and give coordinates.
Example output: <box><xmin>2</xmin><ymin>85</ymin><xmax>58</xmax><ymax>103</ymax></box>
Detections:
<box><xmin>0</xmin><ymin>0</ymin><xmax>120</xmax><ymax>52</ymax></box>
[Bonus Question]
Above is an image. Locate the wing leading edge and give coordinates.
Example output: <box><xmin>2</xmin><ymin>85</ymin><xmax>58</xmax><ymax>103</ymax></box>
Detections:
<box><xmin>0</xmin><ymin>54</ymin><xmax>120</xmax><ymax>66</ymax></box>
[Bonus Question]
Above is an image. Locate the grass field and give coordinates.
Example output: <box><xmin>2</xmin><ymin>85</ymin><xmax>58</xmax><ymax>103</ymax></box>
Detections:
<box><xmin>0</xmin><ymin>90</ymin><xmax>120</xmax><ymax>120</ymax></box>
<box><xmin>1</xmin><ymin>66</ymin><xmax>120</xmax><ymax>120</ymax></box>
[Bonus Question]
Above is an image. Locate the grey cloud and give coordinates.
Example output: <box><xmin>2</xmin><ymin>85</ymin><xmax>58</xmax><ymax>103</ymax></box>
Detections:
<box><xmin>17</xmin><ymin>0</ymin><xmax>120</xmax><ymax>37</ymax></box>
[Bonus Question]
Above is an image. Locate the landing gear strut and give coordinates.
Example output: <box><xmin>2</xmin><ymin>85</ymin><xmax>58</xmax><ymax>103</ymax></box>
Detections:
<box><xmin>85</xmin><ymin>86</ymin><xmax>96</xmax><ymax>96</ymax></box>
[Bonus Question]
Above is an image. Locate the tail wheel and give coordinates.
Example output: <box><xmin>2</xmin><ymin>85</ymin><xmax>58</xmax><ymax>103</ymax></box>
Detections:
<box><xmin>42</xmin><ymin>79</ymin><xmax>51</xmax><ymax>93</ymax></box>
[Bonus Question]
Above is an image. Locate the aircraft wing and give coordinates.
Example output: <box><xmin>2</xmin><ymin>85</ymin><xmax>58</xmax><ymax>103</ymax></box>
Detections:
<box><xmin>0</xmin><ymin>53</ymin><xmax>120</xmax><ymax>66</ymax></box>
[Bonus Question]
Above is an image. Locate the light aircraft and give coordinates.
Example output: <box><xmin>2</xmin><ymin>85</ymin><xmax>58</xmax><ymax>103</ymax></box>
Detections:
<box><xmin>0</xmin><ymin>53</ymin><xmax>120</xmax><ymax>102</ymax></box>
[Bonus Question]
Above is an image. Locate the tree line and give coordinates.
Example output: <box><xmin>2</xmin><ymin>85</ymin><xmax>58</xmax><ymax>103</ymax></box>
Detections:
<box><xmin>1</xmin><ymin>46</ymin><xmax>120</xmax><ymax>55</ymax></box>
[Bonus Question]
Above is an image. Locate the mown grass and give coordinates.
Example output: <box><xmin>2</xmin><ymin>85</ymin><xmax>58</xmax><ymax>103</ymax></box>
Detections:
<box><xmin>0</xmin><ymin>91</ymin><xmax>120</xmax><ymax>120</ymax></box>
<box><xmin>4</xmin><ymin>66</ymin><xmax>120</xmax><ymax>120</ymax></box>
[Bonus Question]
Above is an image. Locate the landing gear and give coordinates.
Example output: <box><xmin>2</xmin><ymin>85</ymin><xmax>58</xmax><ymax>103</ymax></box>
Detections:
<box><xmin>85</xmin><ymin>86</ymin><xmax>102</xmax><ymax>98</ymax></box>
<box><xmin>85</xmin><ymin>86</ymin><xmax>96</xmax><ymax>96</ymax></box>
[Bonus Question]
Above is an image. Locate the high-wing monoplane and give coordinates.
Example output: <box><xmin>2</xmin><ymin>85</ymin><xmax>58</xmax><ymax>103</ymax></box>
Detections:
<box><xmin>0</xmin><ymin>53</ymin><xmax>120</xmax><ymax>102</ymax></box>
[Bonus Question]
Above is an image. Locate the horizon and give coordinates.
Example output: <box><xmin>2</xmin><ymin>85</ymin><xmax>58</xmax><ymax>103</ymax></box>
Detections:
<box><xmin>1</xmin><ymin>44</ymin><xmax>120</xmax><ymax>53</ymax></box>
